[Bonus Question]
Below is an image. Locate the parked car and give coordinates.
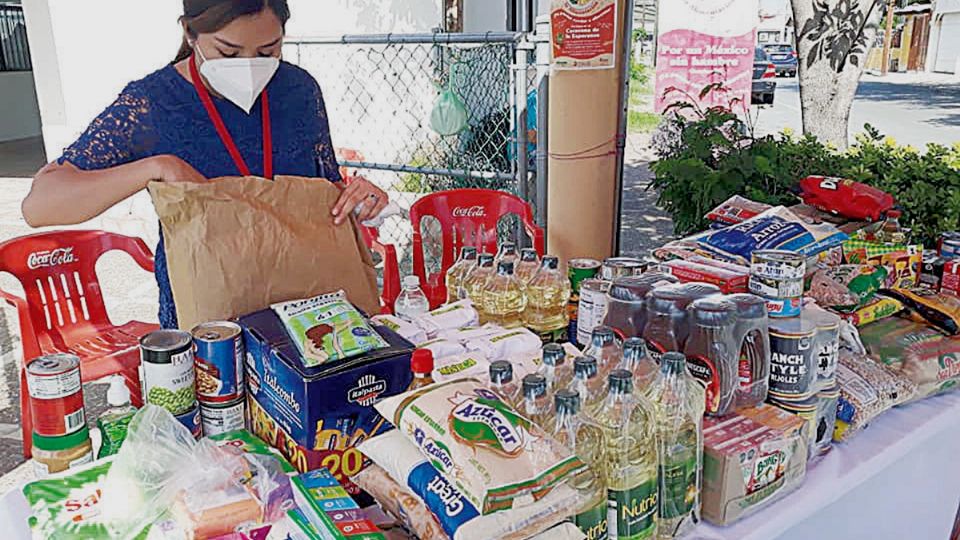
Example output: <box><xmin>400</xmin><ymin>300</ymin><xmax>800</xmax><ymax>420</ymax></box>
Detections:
<box><xmin>762</xmin><ymin>43</ymin><xmax>799</xmax><ymax>77</ymax></box>
<box><xmin>752</xmin><ymin>47</ymin><xmax>777</xmax><ymax>105</ymax></box>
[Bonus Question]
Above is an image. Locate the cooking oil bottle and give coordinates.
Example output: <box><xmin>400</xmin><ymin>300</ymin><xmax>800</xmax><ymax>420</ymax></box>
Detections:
<box><xmin>445</xmin><ymin>246</ymin><xmax>478</xmax><ymax>303</ymax></box>
<box><xmin>645</xmin><ymin>352</ymin><xmax>702</xmax><ymax>540</ymax></box>
<box><xmin>463</xmin><ymin>253</ymin><xmax>495</xmax><ymax>321</ymax></box>
<box><xmin>622</xmin><ymin>338</ymin><xmax>658</xmax><ymax>392</ymax></box>
<box><xmin>495</xmin><ymin>241</ymin><xmax>519</xmax><ymax>267</ymax></box>
<box><xmin>520</xmin><ymin>373</ymin><xmax>552</xmax><ymax>428</ymax></box>
<box><xmin>551</xmin><ymin>389</ymin><xmax>608</xmax><ymax>540</ymax></box>
<box><xmin>540</xmin><ymin>343</ymin><xmax>574</xmax><ymax>394</ymax></box>
<box><xmin>570</xmin><ymin>356</ymin><xmax>606</xmax><ymax>413</ymax></box>
<box><xmin>480</xmin><ymin>261</ymin><xmax>527</xmax><ymax>328</ymax></box>
<box><xmin>515</xmin><ymin>248</ymin><xmax>541</xmax><ymax>283</ymax></box>
<box><xmin>522</xmin><ymin>256</ymin><xmax>571</xmax><ymax>341</ymax></box>
<box><xmin>593</xmin><ymin>370</ymin><xmax>658</xmax><ymax>540</ymax></box>
<box><xmin>489</xmin><ymin>360</ymin><xmax>521</xmax><ymax>407</ymax></box>
<box><xmin>584</xmin><ymin>326</ymin><xmax>622</xmax><ymax>378</ymax></box>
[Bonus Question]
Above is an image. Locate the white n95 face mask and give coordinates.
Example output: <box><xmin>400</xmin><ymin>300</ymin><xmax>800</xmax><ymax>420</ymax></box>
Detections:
<box><xmin>195</xmin><ymin>43</ymin><xmax>280</xmax><ymax>113</ymax></box>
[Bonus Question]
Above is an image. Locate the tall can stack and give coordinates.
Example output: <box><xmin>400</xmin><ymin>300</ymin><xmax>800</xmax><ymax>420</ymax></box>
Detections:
<box><xmin>26</xmin><ymin>353</ymin><xmax>94</xmax><ymax>477</ymax></box>
<box><xmin>192</xmin><ymin>321</ymin><xmax>247</xmax><ymax>437</ymax></box>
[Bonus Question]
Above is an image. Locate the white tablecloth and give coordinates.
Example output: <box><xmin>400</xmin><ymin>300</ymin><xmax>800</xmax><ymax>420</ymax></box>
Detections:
<box><xmin>693</xmin><ymin>392</ymin><xmax>960</xmax><ymax>540</ymax></box>
<box><xmin>3</xmin><ymin>394</ymin><xmax>960</xmax><ymax>539</ymax></box>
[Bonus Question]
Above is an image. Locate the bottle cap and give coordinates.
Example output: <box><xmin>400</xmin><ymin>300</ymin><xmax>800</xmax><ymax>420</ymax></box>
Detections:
<box><xmin>554</xmin><ymin>389</ymin><xmax>580</xmax><ymax>415</ymax></box>
<box><xmin>727</xmin><ymin>293</ymin><xmax>768</xmax><ymax>320</ymax></box>
<box><xmin>522</xmin><ymin>373</ymin><xmax>547</xmax><ymax>399</ymax></box>
<box><xmin>623</xmin><ymin>338</ymin><xmax>648</xmax><ymax>363</ymax></box>
<box><xmin>540</xmin><ymin>256</ymin><xmax>559</xmax><ymax>270</ymax></box>
<box><xmin>497</xmin><ymin>261</ymin><xmax>515</xmax><ymax>275</ymax></box>
<box><xmin>520</xmin><ymin>248</ymin><xmax>538</xmax><ymax>262</ymax></box>
<box><xmin>542</xmin><ymin>343</ymin><xmax>565</xmax><ymax>367</ymax></box>
<box><xmin>32</xmin><ymin>426</ymin><xmax>91</xmax><ymax>452</ymax></box>
<box><xmin>661</xmin><ymin>351</ymin><xmax>687</xmax><ymax>374</ymax></box>
<box><xmin>500</xmin><ymin>241</ymin><xmax>517</xmax><ymax>252</ymax></box>
<box><xmin>573</xmin><ymin>356</ymin><xmax>598</xmax><ymax>380</ymax></box>
<box><xmin>489</xmin><ymin>360</ymin><xmax>513</xmax><ymax>384</ymax></box>
<box><xmin>461</xmin><ymin>246</ymin><xmax>478</xmax><ymax>259</ymax></box>
<box><xmin>403</xmin><ymin>275</ymin><xmax>421</xmax><ymax>289</ymax></box>
<box><xmin>106</xmin><ymin>375</ymin><xmax>131</xmax><ymax>407</ymax></box>
<box><xmin>410</xmin><ymin>349</ymin><xmax>434</xmax><ymax>375</ymax></box>
<box><xmin>608</xmin><ymin>369</ymin><xmax>634</xmax><ymax>394</ymax></box>
<box><xmin>648</xmin><ymin>285</ymin><xmax>688</xmax><ymax>314</ymax></box>
<box><xmin>690</xmin><ymin>297</ymin><xmax>737</xmax><ymax>327</ymax></box>
<box><xmin>478</xmin><ymin>254</ymin><xmax>495</xmax><ymax>266</ymax></box>
<box><xmin>591</xmin><ymin>325</ymin><xmax>615</xmax><ymax>346</ymax></box>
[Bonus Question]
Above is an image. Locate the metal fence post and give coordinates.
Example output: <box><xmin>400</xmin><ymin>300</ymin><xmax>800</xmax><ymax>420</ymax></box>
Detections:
<box><xmin>515</xmin><ymin>42</ymin><xmax>530</xmax><ymax>245</ymax></box>
<box><xmin>613</xmin><ymin>0</ymin><xmax>636</xmax><ymax>255</ymax></box>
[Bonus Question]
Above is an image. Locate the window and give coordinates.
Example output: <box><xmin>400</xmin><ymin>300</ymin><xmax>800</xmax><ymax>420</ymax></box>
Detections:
<box><xmin>0</xmin><ymin>5</ymin><xmax>31</xmax><ymax>72</ymax></box>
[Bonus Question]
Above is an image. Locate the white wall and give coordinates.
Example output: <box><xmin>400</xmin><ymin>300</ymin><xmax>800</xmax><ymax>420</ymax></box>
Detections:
<box><xmin>464</xmin><ymin>0</ymin><xmax>507</xmax><ymax>32</ymax></box>
<box><xmin>0</xmin><ymin>71</ymin><xmax>41</xmax><ymax>141</ymax></box>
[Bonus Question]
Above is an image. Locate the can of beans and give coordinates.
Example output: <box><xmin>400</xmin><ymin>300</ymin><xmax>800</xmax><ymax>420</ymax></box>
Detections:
<box><xmin>767</xmin><ymin>318</ymin><xmax>818</xmax><ymax>401</ymax></box>
<box><xmin>814</xmin><ymin>384</ymin><xmax>840</xmax><ymax>457</ymax></box>
<box><xmin>940</xmin><ymin>233</ymin><xmax>960</xmax><ymax>259</ymax></box>
<box><xmin>749</xmin><ymin>250</ymin><xmax>805</xmax><ymax>318</ymax></box>
<box><xmin>771</xmin><ymin>394</ymin><xmax>819</xmax><ymax>458</ymax></box>
<box><xmin>139</xmin><ymin>330</ymin><xmax>197</xmax><ymax>416</ymax></box>
<box><xmin>200</xmin><ymin>398</ymin><xmax>246</xmax><ymax>437</ymax></box>
<box><xmin>600</xmin><ymin>257</ymin><xmax>645</xmax><ymax>281</ymax></box>
<box><xmin>26</xmin><ymin>354</ymin><xmax>85</xmax><ymax>437</ymax></box>
<box><xmin>568</xmin><ymin>258</ymin><xmax>602</xmax><ymax>345</ymax></box>
<box><xmin>576</xmin><ymin>278</ymin><xmax>611</xmax><ymax>346</ymax></box>
<box><xmin>175</xmin><ymin>403</ymin><xmax>202</xmax><ymax>439</ymax></box>
<box><xmin>192</xmin><ymin>321</ymin><xmax>245</xmax><ymax>404</ymax></box>
<box><xmin>811</xmin><ymin>311</ymin><xmax>840</xmax><ymax>389</ymax></box>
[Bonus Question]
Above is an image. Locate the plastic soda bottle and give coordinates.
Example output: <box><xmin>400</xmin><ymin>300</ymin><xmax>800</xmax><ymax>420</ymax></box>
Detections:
<box><xmin>522</xmin><ymin>256</ymin><xmax>571</xmax><ymax>341</ymax></box>
<box><xmin>515</xmin><ymin>248</ymin><xmax>541</xmax><ymax>283</ymax></box>
<box><xmin>395</xmin><ymin>275</ymin><xmax>431</xmax><ymax>322</ymax></box>
<box><xmin>445</xmin><ymin>246</ymin><xmax>478</xmax><ymax>303</ymax></box>
<box><xmin>481</xmin><ymin>261</ymin><xmax>527</xmax><ymax>328</ymax></box>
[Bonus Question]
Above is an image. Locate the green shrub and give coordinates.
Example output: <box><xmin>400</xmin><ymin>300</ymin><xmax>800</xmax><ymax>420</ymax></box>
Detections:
<box><xmin>649</xmin><ymin>107</ymin><xmax>960</xmax><ymax>247</ymax></box>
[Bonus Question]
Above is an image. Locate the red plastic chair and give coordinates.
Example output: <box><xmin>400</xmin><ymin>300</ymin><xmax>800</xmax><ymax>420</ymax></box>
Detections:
<box><xmin>337</xmin><ymin>148</ymin><xmax>401</xmax><ymax>314</ymax></box>
<box><xmin>0</xmin><ymin>230</ymin><xmax>157</xmax><ymax>458</ymax></box>
<box><xmin>408</xmin><ymin>188</ymin><xmax>545</xmax><ymax>308</ymax></box>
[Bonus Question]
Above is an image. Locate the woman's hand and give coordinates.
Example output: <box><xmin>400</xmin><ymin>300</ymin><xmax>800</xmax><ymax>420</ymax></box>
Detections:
<box><xmin>331</xmin><ymin>177</ymin><xmax>389</xmax><ymax>225</ymax></box>
<box><xmin>148</xmin><ymin>155</ymin><xmax>207</xmax><ymax>184</ymax></box>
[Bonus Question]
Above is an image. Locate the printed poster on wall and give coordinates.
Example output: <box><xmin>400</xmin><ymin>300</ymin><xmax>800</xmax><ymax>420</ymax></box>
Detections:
<box><xmin>654</xmin><ymin>0</ymin><xmax>759</xmax><ymax>113</ymax></box>
<box><xmin>550</xmin><ymin>0</ymin><xmax>618</xmax><ymax>70</ymax></box>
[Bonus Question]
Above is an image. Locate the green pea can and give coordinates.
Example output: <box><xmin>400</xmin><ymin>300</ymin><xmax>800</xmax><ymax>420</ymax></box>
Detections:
<box><xmin>568</xmin><ymin>258</ymin><xmax>601</xmax><ymax>346</ymax></box>
<box><xmin>139</xmin><ymin>330</ymin><xmax>197</xmax><ymax>416</ymax></box>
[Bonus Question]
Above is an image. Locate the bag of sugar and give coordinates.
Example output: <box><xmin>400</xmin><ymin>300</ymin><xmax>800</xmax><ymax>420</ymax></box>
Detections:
<box><xmin>466</xmin><ymin>327</ymin><xmax>541</xmax><ymax>362</ymax></box>
<box><xmin>357</xmin><ymin>430</ymin><xmax>581</xmax><ymax>540</ymax></box>
<box><xmin>371</xmin><ymin>314</ymin><xmax>427</xmax><ymax>345</ymax></box>
<box><xmin>433</xmin><ymin>351</ymin><xmax>490</xmax><ymax>383</ymax></box>
<box><xmin>413</xmin><ymin>300</ymin><xmax>480</xmax><ymax>338</ymax></box>
<box><xmin>375</xmin><ymin>379</ymin><xmax>584</xmax><ymax>513</ymax></box>
<box><xmin>419</xmin><ymin>338</ymin><xmax>468</xmax><ymax>359</ymax></box>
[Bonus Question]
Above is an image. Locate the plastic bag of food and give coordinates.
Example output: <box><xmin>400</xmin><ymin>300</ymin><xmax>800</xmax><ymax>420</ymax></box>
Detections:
<box><xmin>352</xmin><ymin>463</ymin><xmax>450</xmax><ymax>540</ymax></box>
<box><xmin>465</xmin><ymin>327</ymin><xmax>542</xmax><ymax>362</ymax></box>
<box><xmin>807</xmin><ymin>265</ymin><xmax>887</xmax><ymax>312</ymax></box>
<box><xmin>877</xmin><ymin>288</ymin><xmax>960</xmax><ymax>335</ymax></box>
<box><xmin>356</xmin><ymin>430</ymin><xmax>580</xmax><ymax>540</ymax></box>
<box><xmin>704</xmin><ymin>195</ymin><xmax>772</xmax><ymax>226</ymax></box>
<box><xmin>413</xmin><ymin>300</ymin><xmax>480</xmax><ymax>338</ymax></box>
<box><xmin>833</xmin><ymin>352</ymin><xmax>917</xmax><ymax>442</ymax></box>
<box><xmin>898</xmin><ymin>338</ymin><xmax>960</xmax><ymax>399</ymax></box>
<box><xmin>272</xmin><ymin>290</ymin><xmax>389</xmax><ymax>367</ymax></box>
<box><xmin>433</xmin><ymin>351</ymin><xmax>491</xmax><ymax>383</ymax></box>
<box><xmin>374</xmin><ymin>380</ymin><xmax>584</xmax><ymax>513</ymax></box>
<box><xmin>99</xmin><ymin>405</ymin><xmax>293</xmax><ymax>539</ymax></box>
<box><xmin>842</xmin><ymin>240</ymin><xmax>923</xmax><ymax>289</ymax></box>
<box><xmin>697</xmin><ymin>207</ymin><xmax>849</xmax><ymax>265</ymax></box>
<box><xmin>24</xmin><ymin>458</ymin><xmax>121</xmax><ymax>539</ymax></box>
<box><xmin>418</xmin><ymin>337</ymin><xmax>468</xmax><ymax>359</ymax></box>
<box><xmin>838</xmin><ymin>296</ymin><xmax>904</xmax><ymax>327</ymax></box>
<box><xmin>372</xmin><ymin>314</ymin><xmax>428</xmax><ymax>345</ymax></box>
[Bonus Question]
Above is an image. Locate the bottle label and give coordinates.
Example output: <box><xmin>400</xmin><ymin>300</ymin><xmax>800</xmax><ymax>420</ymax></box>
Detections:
<box><xmin>575</xmin><ymin>499</ymin><xmax>609</xmax><ymax>540</ymax></box>
<box><xmin>658</xmin><ymin>452</ymin><xmax>697</xmax><ymax>520</ymax></box>
<box><xmin>686</xmin><ymin>354</ymin><xmax>719</xmax><ymax>414</ymax></box>
<box><xmin>645</xmin><ymin>340</ymin><xmax>667</xmax><ymax>364</ymax></box>
<box><xmin>607</xmin><ymin>481</ymin><xmax>657</xmax><ymax>540</ymax></box>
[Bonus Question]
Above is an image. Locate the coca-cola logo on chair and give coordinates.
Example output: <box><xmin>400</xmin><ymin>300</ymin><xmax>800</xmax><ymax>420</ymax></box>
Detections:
<box><xmin>27</xmin><ymin>247</ymin><xmax>78</xmax><ymax>269</ymax></box>
<box><xmin>452</xmin><ymin>205</ymin><xmax>486</xmax><ymax>218</ymax></box>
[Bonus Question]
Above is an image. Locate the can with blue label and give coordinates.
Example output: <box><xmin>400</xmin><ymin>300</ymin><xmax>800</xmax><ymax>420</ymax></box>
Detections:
<box><xmin>939</xmin><ymin>232</ymin><xmax>960</xmax><ymax>259</ymax></box>
<box><xmin>749</xmin><ymin>250</ymin><xmax>805</xmax><ymax>318</ymax></box>
<box><xmin>192</xmin><ymin>321</ymin><xmax>245</xmax><ymax>404</ymax></box>
<box><xmin>175</xmin><ymin>403</ymin><xmax>202</xmax><ymax>439</ymax></box>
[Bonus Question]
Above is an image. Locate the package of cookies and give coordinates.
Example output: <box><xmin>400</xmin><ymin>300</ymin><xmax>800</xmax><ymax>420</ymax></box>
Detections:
<box><xmin>272</xmin><ymin>290</ymin><xmax>388</xmax><ymax>367</ymax></box>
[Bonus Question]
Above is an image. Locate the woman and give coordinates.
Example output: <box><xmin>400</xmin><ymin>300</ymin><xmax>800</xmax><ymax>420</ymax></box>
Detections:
<box><xmin>21</xmin><ymin>0</ymin><xmax>388</xmax><ymax>329</ymax></box>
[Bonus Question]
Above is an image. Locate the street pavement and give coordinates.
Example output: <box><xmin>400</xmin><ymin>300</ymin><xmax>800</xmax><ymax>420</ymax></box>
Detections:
<box><xmin>754</xmin><ymin>73</ymin><xmax>960</xmax><ymax>148</ymax></box>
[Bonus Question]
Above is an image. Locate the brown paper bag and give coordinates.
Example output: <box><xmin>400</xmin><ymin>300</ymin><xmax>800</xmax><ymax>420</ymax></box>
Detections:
<box><xmin>148</xmin><ymin>175</ymin><xmax>380</xmax><ymax>330</ymax></box>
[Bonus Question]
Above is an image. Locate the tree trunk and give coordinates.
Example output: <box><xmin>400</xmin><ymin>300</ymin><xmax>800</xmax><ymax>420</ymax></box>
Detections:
<box><xmin>790</xmin><ymin>0</ymin><xmax>883</xmax><ymax>148</ymax></box>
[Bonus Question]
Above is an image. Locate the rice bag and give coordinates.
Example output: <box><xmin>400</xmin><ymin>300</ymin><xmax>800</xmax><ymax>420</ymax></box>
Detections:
<box><xmin>842</xmin><ymin>240</ymin><xmax>923</xmax><ymax>289</ymax></box>
<box><xmin>696</xmin><ymin>207</ymin><xmax>849</xmax><ymax>265</ymax></box>
<box><xmin>372</xmin><ymin>314</ymin><xmax>428</xmax><ymax>345</ymax></box>
<box><xmin>433</xmin><ymin>351</ymin><xmax>491</xmax><ymax>383</ymax></box>
<box><xmin>357</xmin><ymin>429</ymin><xmax>580</xmax><ymax>540</ymax></box>
<box><xmin>351</xmin><ymin>463</ymin><xmax>450</xmax><ymax>540</ymax></box>
<box><xmin>898</xmin><ymin>338</ymin><xmax>960</xmax><ymax>399</ymax></box>
<box><xmin>374</xmin><ymin>379</ymin><xmax>585</xmax><ymax>513</ymax></box>
<box><xmin>465</xmin><ymin>327</ymin><xmax>542</xmax><ymax>362</ymax></box>
<box><xmin>271</xmin><ymin>290</ymin><xmax>388</xmax><ymax>367</ymax></box>
<box><xmin>807</xmin><ymin>265</ymin><xmax>887</xmax><ymax>312</ymax></box>
<box><xmin>419</xmin><ymin>337</ymin><xmax>468</xmax><ymax>359</ymax></box>
<box><xmin>413</xmin><ymin>300</ymin><xmax>480</xmax><ymax>338</ymax></box>
<box><xmin>704</xmin><ymin>195</ymin><xmax>772</xmax><ymax>226</ymax></box>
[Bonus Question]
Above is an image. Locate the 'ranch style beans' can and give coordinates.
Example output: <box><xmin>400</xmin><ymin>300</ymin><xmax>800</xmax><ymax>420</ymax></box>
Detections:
<box><xmin>749</xmin><ymin>250</ymin><xmax>806</xmax><ymax>318</ymax></box>
<box><xmin>200</xmin><ymin>399</ymin><xmax>246</xmax><ymax>437</ymax></box>
<box><xmin>767</xmin><ymin>318</ymin><xmax>818</xmax><ymax>402</ymax></box>
<box><xmin>139</xmin><ymin>330</ymin><xmax>197</xmax><ymax>416</ymax></box>
<box><xmin>26</xmin><ymin>354</ymin><xmax>85</xmax><ymax>437</ymax></box>
<box><xmin>192</xmin><ymin>321</ymin><xmax>245</xmax><ymax>404</ymax></box>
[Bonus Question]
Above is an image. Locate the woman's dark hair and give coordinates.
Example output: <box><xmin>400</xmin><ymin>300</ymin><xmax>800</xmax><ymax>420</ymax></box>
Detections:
<box><xmin>174</xmin><ymin>0</ymin><xmax>290</xmax><ymax>63</ymax></box>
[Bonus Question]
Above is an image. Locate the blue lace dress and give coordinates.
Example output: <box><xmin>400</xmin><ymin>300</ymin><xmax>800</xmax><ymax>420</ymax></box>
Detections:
<box><xmin>59</xmin><ymin>62</ymin><xmax>342</xmax><ymax>329</ymax></box>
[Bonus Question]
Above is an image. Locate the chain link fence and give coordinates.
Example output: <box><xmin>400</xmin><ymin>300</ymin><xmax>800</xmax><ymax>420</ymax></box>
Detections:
<box><xmin>285</xmin><ymin>33</ymin><xmax>539</xmax><ymax>276</ymax></box>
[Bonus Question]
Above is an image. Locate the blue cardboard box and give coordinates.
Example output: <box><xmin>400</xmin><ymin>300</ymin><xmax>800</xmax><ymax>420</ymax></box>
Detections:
<box><xmin>239</xmin><ymin>308</ymin><xmax>413</xmax><ymax>497</ymax></box>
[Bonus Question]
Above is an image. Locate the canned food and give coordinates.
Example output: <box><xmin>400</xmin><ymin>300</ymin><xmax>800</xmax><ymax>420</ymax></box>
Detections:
<box><xmin>939</xmin><ymin>232</ymin><xmax>960</xmax><ymax>259</ymax></box>
<box><xmin>31</xmin><ymin>426</ymin><xmax>94</xmax><ymax>478</ymax></box>
<box><xmin>749</xmin><ymin>250</ymin><xmax>805</xmax><ymax>318</ymax></box>
<box><xmin>176</xmin><ymin>403</ymin><xmax>202</xmax><ymax>439</ymax></box>
<box><xmin>26</xmin><ymin>354</ymin><xmax>85</xmax><ymax>437</ymax></box>
<box><xmin>200</xmin><ymin>399</ymin><xmax>246</xmax><ymax>437</ymax></box>
<box><xmin>140</xmin><ymin>330</ymin><xmax>197</xmax><ymax>416</ymax></box>
<box><xmin>600</xmin><ymin>257</ymin><xmax>645</xmax><ymax>281</ymax></box>
<box><xmin>576</xmin><ymin>279</ymin><xmax>611</xmax><ymax>346</ymax></box>
<box><xmin>192</xmin><ymin>321</ymin><xmax>245</xmax><ymax>403</ymax></box>
<box><xmin>814</xmin><ymin>384</ymin><xmax>840</xmax><ymax>457</ymax></box>
<box><xmin>767</xmin><ymin>318</ymin><xmax>818</xmax><ymax>401</ymax></box>
<box><xmin>811</xmin><ymin>311</ymin><xmax>840</xmax><ymax>388</ymax></box>
<box><xmin>568</xmin><ymin>258</ymin><xmax>602</xmax><ymax>345</ymax></box>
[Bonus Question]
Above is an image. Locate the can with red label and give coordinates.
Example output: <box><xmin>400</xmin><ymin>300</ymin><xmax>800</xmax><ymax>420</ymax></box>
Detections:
<box><xmin>192</xmin><ymin>321</ymin><xmax>245</xmax><ymax>404</ymax></box>
<box><xmin>26</xmin><ymin>354</ymin><xmax>86</xmax><ymax>437</ymax></box>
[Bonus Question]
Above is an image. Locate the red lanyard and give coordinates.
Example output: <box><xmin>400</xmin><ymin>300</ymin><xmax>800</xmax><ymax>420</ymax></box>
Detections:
<box><xmin>189</xmin><ymin>54</ymin><xmax>273</xmax><ymax>179</ymax></box>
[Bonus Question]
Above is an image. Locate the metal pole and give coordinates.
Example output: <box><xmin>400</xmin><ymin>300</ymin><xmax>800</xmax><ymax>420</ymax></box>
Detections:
<box><xmin>612</xmin><ymin>0</ymin><xmax>635</xmax><ymax>255</ymax></box>
<box><xmin>534</xmin><ymin>15</ymin><xmax>550</xmax><ymax>231</ymax></box>
<box><xmin>340</xmin><ymin>160</ymin><xmax>516</xmax><ymax>182</ymax></box>
<box><xmin>515</xmin><ymin>42</ymin><xmax>531</xmax><ymax>246</ymax></box>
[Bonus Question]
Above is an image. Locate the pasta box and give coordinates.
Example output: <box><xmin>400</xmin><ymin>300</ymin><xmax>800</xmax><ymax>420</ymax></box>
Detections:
<box><xmin>239</xmin><ymin>308</ymin><xmax>414</xmax><ymax>497</ymax></box>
